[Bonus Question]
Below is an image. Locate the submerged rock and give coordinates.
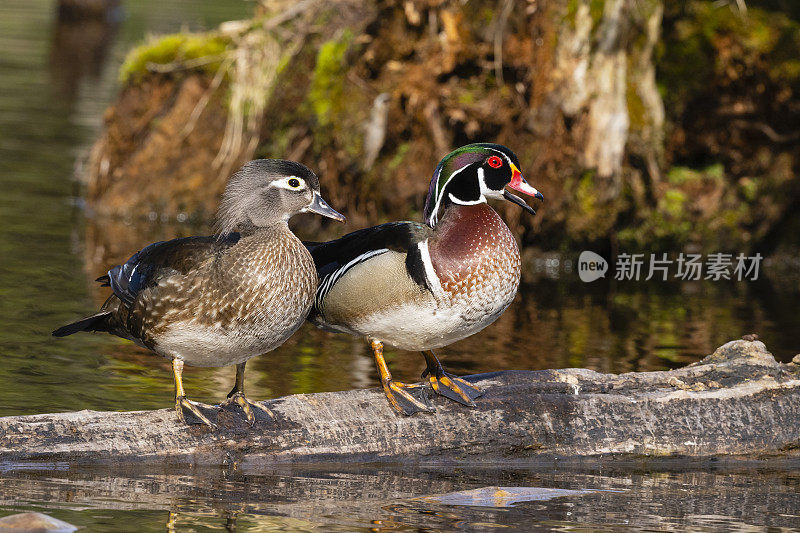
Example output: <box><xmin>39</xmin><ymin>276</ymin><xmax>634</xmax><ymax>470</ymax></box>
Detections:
<box><xmin>0</xmin><ymin>512</ymin><xmax>77</xmax><ymax>533</ymax></box>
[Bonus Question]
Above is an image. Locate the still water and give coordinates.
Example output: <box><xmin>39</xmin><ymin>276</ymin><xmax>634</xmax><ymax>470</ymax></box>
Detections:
<box><xmin>1</xmin><ymin>0</ymin><xmax>799</xmax><ymax>531</ymax></box>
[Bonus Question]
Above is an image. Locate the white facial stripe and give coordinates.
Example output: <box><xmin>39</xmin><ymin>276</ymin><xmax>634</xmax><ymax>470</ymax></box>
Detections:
<box><xmin>441</xmin><ymin>162</ymin><xmax>494</xmax><ymax>209</ymax></box>
<box><xmin>270</xmin><ymin>176</ymin><xmax>306</xmax><ymax>190</ymax></box>
<box><xmin>488</xmin><ymin>148</ymin><xmax>513</xmax><ymax>167</ymax></box>
<box><xmin>477</xmin><ymin>166</ymin><xmax>505</xmax><ymax>200</ymax></box>
<box><xmin>477</xmin><ymin>167</ymin><xmax>489</xmax><ymax>194</ymax></box>
<box><xmin>430</xmin><ymin>162</ymin><xmax>473</xmax><ymax>226</ymax></box>
<box><xmin>429</xmin><ymin>148</ymin><xmax>515</xmax><ymax>225</ymax></box>
<box><xmin>448</xmin><ymin>193</ymin><xmax>486</xmax><ymax>206</ymax></box>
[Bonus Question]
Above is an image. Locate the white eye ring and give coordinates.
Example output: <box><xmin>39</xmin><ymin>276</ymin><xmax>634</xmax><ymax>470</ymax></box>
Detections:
<box><xmin>270</xmin><ymin>176</ymin><xmax>307</xmax><ymax>190</ymax></box>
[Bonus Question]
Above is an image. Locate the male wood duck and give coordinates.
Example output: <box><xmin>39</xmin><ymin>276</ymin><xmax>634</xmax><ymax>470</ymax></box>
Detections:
<box><xmin>307</xmin><ymin>144</ymin><xmax>542</xmax><ymax>415</ymax></box>
<box><xmin>53</xmin><ymin>160</ymin><xmax>345</xmax><ymax>426</ymax></box>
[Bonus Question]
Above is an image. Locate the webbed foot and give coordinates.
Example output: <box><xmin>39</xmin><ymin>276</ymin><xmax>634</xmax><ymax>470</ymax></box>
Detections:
<box><xmin>422</xmin><ymin>350</ymin><xmax>483</xmax><ymax>407</ymax></box>
<box><xmin>371</xmin><ymin>339</ymin><xmax>434</xmax><ymax>416</ymax></box>
<box><xmin>427</xmin><ymin>372</ymin><xmax>483</xmax><ymax>407</ymax></box>
<box><xmin>381</xmin><ymin>379</ymin><xmax>434</xmax><ymax>416</ymax></box>
<box><xmin>219</xmin><ymin>392</ymin><xmax>274</xmax><ymax>425</ymax></box>
<box><xmin>176</xmin><ymin>396</ymin><xmax>217</xmax><ymax>427</ymax></box>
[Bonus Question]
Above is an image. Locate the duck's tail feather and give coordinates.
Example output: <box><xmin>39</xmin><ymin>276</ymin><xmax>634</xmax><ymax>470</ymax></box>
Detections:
<box><xmin>52</xmin><ymin>311</ymin><xmax>111</xmax><ymax>337</ymax></box>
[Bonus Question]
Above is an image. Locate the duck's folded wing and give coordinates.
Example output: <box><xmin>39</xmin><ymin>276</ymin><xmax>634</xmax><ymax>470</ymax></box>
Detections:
<box><xmin>305</xmin><ymin>221</ymin><xmax>434</xmax><ymax>302</ymax></box>
<box><xmin>102</xmin><ymin>233</ymin><xmax>240</xmax><ymax>308</ymax></box>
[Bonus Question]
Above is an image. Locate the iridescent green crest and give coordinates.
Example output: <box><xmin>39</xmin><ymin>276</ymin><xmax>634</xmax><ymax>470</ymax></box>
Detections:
<box><xmin>423</xmin><ymin>143</ymin><xmax>515</xmax><ymax>226</ymax></box>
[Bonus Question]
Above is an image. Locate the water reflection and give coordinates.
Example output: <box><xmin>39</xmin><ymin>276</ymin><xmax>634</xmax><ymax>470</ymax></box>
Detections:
<box><xmin>50</xmin><ymin>0</ymin><xmax>121</xmax><ymax>103</ymax></box>
<box><xmin>0</xmin><ymin>461</ymin><xmax>798</xmax><ymax>531</ymax></box>
<box><xmin>0</xmin><ymin>204</ymin><xmax>796</xmax><ymax>417</ymax></box>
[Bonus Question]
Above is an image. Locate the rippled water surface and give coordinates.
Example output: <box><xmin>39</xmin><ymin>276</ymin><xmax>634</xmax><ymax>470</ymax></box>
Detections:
<box><xmin>1</xmin><ymin>1</ymin><xmax>799</xmax><ymax>531</ymax></box>
<box><xmin>1</xmin><ymin>460</ymin><xmax>799</xmax><ymax>532</ymax></box>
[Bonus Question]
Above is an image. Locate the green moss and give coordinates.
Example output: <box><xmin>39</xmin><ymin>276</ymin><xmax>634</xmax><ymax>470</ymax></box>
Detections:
<box><xmin>705</xmin><ymin>162</ymin><xmax>724</xmax><ymax>181</ymax></box>
<box><xmin>308</xmin><ymin>31</ymin><xmax>354</xmax><ymax>128</ymax></box>
<box><xmin>478</xmin><ymin>7</ymin><xmax>495</xmax><ymax>27</ymax></box>
<box><xmin>667</xmin><ymin>163</ymin><xmax>724</xmax><ymax>185</ymax></box>
<box><xmin>119</xmin><ymin>32</ymin><xmax>231</xmax><ymax>84</ymax></box>
<box><xmin>666</xmin><ymin>166</ymin><xmax>697</xmax><ymax>186</ymax></box>
<box><xmin>619</xmin><ymin>183</ymin><xmax>692</xmax><ymax>249</ymax></box>
<box><xmin>663</xmin><ymin>188</ymin><xmax>686</xmax><ymax>218</ymax></box>
<box><xmin>619</xmin><ymin>159</ymin><xmax>744</xmax><ymax>250</ymax></box>
<box><xmin>565</xmin><ymin>0</ymin><xmax>580</xmax><ymax>29</ymax></box>
<box><xmin>576</xmin><ymin>170</ymin><xmax>597</xmax><ymax>218</ymax></box>
<box><xmin>775</xmin><ymin>59</ymin><xmax>800</xmax><ymax>79</ymax></box>
<box><xmin>387</xmin><ymin>143</ymin><xmax>411</xmax><ymax>172</ymax></box>
<box><xmin>626</xmin><ymin>76</ymin><xmax>647</xmax><ymax>129</ymax></box>
<box><xmin>276</xmin><ymin>52</ymin><xmax>292</xmax><ymax>76</ymax></box>
<box><xmin>564</xmin><ymin>0</ymin><xmax>604</xmax><ymax>31</ymax></box>
<box><xmin>457</xmin><ymin>91</ymin><xmax>476</xmax><ymax>105</ymax></box>
<box><xmin>588</xmin><ymin>0</ymin><xmax>605</xmax><ymax>27</ymax></box>
<box><xmin>739</xmin><ymin>177</ymin><xmax>758</xmax><ymax>202</ymax></box>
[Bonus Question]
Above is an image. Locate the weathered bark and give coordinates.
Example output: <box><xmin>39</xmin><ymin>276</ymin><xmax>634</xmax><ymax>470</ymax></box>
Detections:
<box><xmin>1</xmin><ymin>340</ymin><xmax>798</xmax><ymax>466</ymax></box>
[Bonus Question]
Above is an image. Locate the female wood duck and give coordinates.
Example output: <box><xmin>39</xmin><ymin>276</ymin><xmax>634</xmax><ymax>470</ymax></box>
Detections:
<box><xmin>53</xmin><ymin>160</ymin><xmax>345</xmax><ymax>426</ymax></box>
<box><xmin>307</xmin><ymin>144</ymin><xmax>543</xmax><ymax>415</ymax></box>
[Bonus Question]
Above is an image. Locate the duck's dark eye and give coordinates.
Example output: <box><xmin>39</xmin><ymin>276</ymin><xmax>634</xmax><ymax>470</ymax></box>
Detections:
<box><xmin>288</xmin><ymin>178</ymin><xmax>301</xmax><ymax>188</ymax></box>
<box><xmin>487</xmin><ymin>156</ymin><xmax>503</xmax><ymax>168</ymax></box>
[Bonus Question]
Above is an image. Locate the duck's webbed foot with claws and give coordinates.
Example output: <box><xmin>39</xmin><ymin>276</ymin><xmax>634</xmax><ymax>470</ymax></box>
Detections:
<box><xmin>422</xmin><ymin>350</ymin><xmax>483</xmax><ymax>407</ymax></box>
<box><xmin>371</xmin><ymin>340</ymin><xmax>434</xmax><ymax>416</ymax></box>
<box><xmin>172</xmin><ymin>358</ymin><xmax>216</xmax><ymax>427</ymax></box>
<box><xmin>220</xmin><ymin>392</ymin><xmax>274</xmax><ymax>425</ymax></box>
<box><xmin>175</xmin><ymin>395</ymin><xmax>217</xmax><ymax>427</ymax></box>
<box><xmin>218</xmin><ymin>362</ymin><xmax>274</xmax><ymax>425</ymax></box>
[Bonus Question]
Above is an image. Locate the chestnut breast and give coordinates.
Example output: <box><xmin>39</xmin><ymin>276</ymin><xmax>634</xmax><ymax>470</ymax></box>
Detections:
<box><xmin>428</xmin><ymin>203</ymin><xmax>521</xmax><ymax>309</ymax></box>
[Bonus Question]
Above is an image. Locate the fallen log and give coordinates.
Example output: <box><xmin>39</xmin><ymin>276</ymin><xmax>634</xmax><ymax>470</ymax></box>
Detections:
<box><xmin>1</xmin><ymin>339</ymin><xmax>798</xmax><ymax>466</ymax></box>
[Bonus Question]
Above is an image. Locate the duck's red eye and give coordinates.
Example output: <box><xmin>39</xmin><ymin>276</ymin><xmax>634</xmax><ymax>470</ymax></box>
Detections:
<box><xmin>487</xmin><ymin>156</ymin><xmax>503</xmax><ymax>168</ymax></box>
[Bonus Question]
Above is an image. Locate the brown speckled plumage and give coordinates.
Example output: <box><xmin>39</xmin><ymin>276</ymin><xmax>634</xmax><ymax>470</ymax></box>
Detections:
<box><xmin>100</xmin><ymin>228</ymin><xmax>317</xmax><ymax>367</ymax></box>
<box><xmin>52</xmin><ymin>159</ymin><xmax>346</xmax><ymax>425</ymax></box>
<box><xmin>54</xmin><ymin>159</ymin><xmax>344</xmax><ymax>415</ymax></box>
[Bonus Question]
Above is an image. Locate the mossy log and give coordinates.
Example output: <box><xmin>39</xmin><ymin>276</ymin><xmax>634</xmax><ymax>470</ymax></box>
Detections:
<box><xmin>0</xmin><ymin>340</ymin><xmax>798</xmax><ymax>466</ymax></box>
